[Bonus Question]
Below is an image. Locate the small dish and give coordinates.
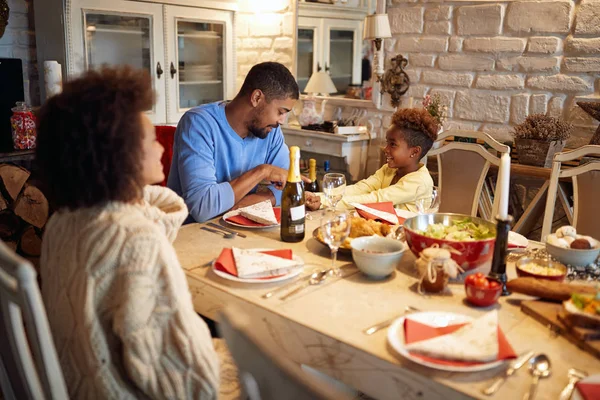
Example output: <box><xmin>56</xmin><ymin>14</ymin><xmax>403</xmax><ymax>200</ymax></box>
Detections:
<box><xmin>516</xmin><ymin>257</ymin><xmax>567</xmax><ymax>281</ymax></box>
<box><xmin>545</xmin><ymin>241</ymin><xmax>600</xmax><ymax>267</ymax></box>
<box><xmin>351</xmin><ymin>236</ymin><xmax>406</xmax><ymax>279</ymax></box>
<box><xmin>464</xmin><ymin>277</ymin><xmax>501</xmax><ymax>307</ymax></box>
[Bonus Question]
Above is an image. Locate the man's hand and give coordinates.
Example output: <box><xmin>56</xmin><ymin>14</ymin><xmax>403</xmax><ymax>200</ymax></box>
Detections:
<box><xmin>305</xmin><ymin>192</ymin><xmax>321</xmax><ymax>211</ymax></box>
<box><xmin>261</xmin><ymin>164</ymin><xmax>311</xmax><ymax>190</ymax></box>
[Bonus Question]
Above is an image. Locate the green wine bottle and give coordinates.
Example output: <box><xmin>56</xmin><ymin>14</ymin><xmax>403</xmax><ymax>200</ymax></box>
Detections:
<box><xmin>281</xmin><ymin>146</ymin><xmax>305</xmax><ymax>242</ymax></box>
<box><xmin>306</xmin><ymin>158</ymin><xmax>319</xmax><ymax>192</ymax></box>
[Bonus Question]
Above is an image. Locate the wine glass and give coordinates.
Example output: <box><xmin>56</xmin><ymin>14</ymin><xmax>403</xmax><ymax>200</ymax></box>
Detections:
<box><xmin>416</xmin><ymin>185</ymin><xmax>440</xmax><ymax>215</ymax></box>
<box><xmin>320</xmin><ymin>213</ymin><xmax>351</xmax><ymax>277</ymax></box>
<box><xmin>322</xmin><ymin>173</ymin><xmax>346</xmax><ymax>212</ymax></box>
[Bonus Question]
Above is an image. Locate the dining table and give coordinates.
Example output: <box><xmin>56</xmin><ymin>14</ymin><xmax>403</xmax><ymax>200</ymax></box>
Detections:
<box><xmin>174</xmin><ymin>213</ymin><xmax>600</xmax><ymax>400</ymax></box>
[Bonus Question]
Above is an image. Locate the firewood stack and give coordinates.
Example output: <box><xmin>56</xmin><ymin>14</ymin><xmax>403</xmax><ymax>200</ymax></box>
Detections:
<box><xmin>0</xmin><ymin>163</ymin><xmax>49</xmax><ymax>272</ymax></box>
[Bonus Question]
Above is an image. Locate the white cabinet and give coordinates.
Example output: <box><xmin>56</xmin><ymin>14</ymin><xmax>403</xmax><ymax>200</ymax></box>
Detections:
<box><xmin>33</xmin><ymin>0</ymin><xmax>236</xmax><ymax>124</ymax></box>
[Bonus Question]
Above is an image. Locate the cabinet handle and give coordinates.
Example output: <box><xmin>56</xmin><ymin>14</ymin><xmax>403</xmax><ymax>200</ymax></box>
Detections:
<box><xmin>170</xmin><ymin>62</ymin><xmax>177</xmax><ymax>79</ymax></box>
<box><xmin>157</xmin><ymin>62</ymin><xmax>163</xmax><ymax>78</ymax></box>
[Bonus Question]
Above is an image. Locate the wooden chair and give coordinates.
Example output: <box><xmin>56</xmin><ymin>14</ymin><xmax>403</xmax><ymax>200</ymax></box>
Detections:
<box><xmin>0</xmin><ymin>241</ymin><xmax>68</xmax><ymax>400</ymax></box>
<box><xmin>428</xmin><ymin>130</ymin><xmax>510</xmax><ymax>220</ymax></box>
<box><xmin>541</xmin><ymin>145</ymin><xmax>600</xmax><ymax>240</ymax></box>
<box><xmin>218</xmin><ymin>307</ymin><xmax>354</xmax><ymax>400</ymax></box>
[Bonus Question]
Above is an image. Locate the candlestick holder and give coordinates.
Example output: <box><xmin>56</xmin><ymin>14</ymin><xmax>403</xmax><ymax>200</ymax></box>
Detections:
<box><xmin>488</xmin><ymin>215</ymin><xmax>514</xmax><ymax>296</ymax></box>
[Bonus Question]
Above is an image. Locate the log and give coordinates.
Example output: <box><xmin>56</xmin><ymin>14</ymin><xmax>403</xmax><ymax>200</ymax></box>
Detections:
<box><xmin>14</xmin><ymin>183</ymin><xmax>49</xmax><ymax>229</ymax></box>
<box><xmin>19</xmin><ymin>225</ymin><xmax>42</xmax><ymax>257</ymax></box>
<box><xmin>0</xmin><ymin>164</ymin><xmax>31</xmax><ymax>202</ymax></box>
<box><xmin>0</xmin><ymin>211</ymin><xmax>20</xmax><ymax>240</ymax></box>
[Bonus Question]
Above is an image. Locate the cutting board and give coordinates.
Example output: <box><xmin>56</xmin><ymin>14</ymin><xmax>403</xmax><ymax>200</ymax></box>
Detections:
<box><xmin>522</xmin><ymin>300</ymin><xmax>600</xmax><ymax>359</ymax></box>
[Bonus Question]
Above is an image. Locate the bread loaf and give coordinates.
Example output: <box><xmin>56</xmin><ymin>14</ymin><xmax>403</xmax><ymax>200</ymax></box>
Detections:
<box><xmin>506</xmin><ymin>277</ymin><xmax>597</xmax><ymax>301</ymax></box>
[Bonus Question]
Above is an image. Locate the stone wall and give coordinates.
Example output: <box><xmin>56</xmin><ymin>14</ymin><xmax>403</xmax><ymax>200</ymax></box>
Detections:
<box><xmin>386</xmin><ymin>0</ymin><xmax>600</xmax><ymax>147</ymax></box>
<box><xmin>0</xmin><ymin>0</ymin><xmax>38</xmax><ymax>106</ymax></box>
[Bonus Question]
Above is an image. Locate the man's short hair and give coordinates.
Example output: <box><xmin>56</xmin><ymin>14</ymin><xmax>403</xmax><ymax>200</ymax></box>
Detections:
<box><xmin>238</xmin><ymin>62</ymin><xmax>299</xmax><ymax>101</ymax></box>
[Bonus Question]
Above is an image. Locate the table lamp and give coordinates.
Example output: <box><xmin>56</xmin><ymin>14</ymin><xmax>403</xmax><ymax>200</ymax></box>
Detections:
<box><xmin>363</xmin><ymin>11</ymin><xmax>392</xmax><ymax>109</ymax></box>
<box><xmin>296</xmin><ymin>70</ymin><xmax>336</xmax><ymax>127</ymax></box>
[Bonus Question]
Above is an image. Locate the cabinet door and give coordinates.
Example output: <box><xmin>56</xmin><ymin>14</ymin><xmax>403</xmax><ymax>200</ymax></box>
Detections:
<box><xmin>70</xmin><ymin>0</ymin><xmax>166</xmax><ymax>124</ymax></box>
<box><xmin>323</xmin><ymin>19</ymin><xmax>363</xmax><ymax>95</ymax></box>
<box><xmin>164</xmin><ymin>5</ymin><xmax>234</xmax><ymax>124</ymax></box>
<box><xmin>297</xmin><ymin>17</ymin><xmax>322</xmax><ymax>93</ymax></box>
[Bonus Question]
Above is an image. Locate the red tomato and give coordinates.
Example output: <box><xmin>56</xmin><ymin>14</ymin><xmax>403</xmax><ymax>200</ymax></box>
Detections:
<box><xmin>474</xmin><ymin>272</ymin><xmax>485</xmax><ymax>279</ymax></box>
<box><xmin>488</xmin><ymin>280</ymin><xmax>501</xmax><ymax>289</ymax></box>
<box><xmin>473</xmin><ymin>277</ymin><xmax>490</xmax><ymax>289</ymax></box>
<box><xmin>465</xmin><ymin>274</ymin><xmax>477</xmax><ymax>285</ymax></box>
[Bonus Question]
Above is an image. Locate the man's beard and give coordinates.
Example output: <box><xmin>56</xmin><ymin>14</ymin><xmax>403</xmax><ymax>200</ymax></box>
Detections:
<box><xmin>248</xmin><ymin>116</ymin><xmax>278</xmax><ymax>139</ymax></box>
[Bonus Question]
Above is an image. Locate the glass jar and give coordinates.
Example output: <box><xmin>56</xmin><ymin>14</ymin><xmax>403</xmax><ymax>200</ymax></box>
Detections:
<box><xmin>10</xmin><ymin>102</ymin><xmax>37</xmax><ymax>150</ymax></box>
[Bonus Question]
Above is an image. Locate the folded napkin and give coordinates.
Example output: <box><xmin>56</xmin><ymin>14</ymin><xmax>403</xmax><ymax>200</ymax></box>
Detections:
<box><xmin>350</xmin><ymin>202</ymin><xmax>399</xmax><ymax>225</ymax></box>
<box><xmin>507</xmin><ymin>231</ymin><xmax>528</xmax><ymax>249</ymax></box>
<box><xmin>404</xmin><ymin>310</ymin><xmax>516</xmax><ymax>365</ymax></box>
<box><xmin>576</xmin><ymin>382</ymin><xmax>600</xmax><ymax>400</ymax></box>
<box><xmin>395</xmin><ymin>209</ymin><xmax>416</xmax><ymax>225</ymax></box>
<box><xmin>226</xmin><ymin>207</ymin><xmax>282</xmax><ymax>227</ymax></box>
<box><xmin>214</xmin><ymin>247</ymin><xmax>298</xmax><ymax>279</ymax></box>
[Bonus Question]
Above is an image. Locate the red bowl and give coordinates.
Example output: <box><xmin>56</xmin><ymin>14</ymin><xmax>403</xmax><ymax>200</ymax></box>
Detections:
<box><xmin>403</xmin><ymin>213</ymin><xmax>496</xmax><ymax>270</ymax></box>
<box><xmin>516</xmin><ymin>258</ymin><xmax>567</xmax><ymax>282</ymax></box>
<box><xmin>464</xmin><ymin>279</ymin><xmax>502</xmax><ymax>307</ymax></box>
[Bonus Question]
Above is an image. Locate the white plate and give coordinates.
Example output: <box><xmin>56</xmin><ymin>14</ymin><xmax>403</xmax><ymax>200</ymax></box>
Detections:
<box><xmin>572</xmin><ymin>374</ymin><xmax>600</xmax><ymax>400</ymax></box>
<box><xmin>387</xmin><ymin>311</ymin><xmax>506</xmax><ymax>372</ymax></box>
<box><xmin>212</xmin><ymin>253</ymin><xmax>304</xmax><ymax>283</ymax></box>
<box><xmin>508</xmin><ymin>231</ymin><xmax>529</xmax><ymax>249</ymax></box>
<box><xmin>222</xmin><ymin>209</ymin><xmax>280</xmax><ymax>229</ymax></box>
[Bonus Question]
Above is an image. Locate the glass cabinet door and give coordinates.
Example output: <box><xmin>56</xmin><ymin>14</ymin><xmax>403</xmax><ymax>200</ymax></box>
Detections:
<box><xmin>328</xmin><ymin>29</ymin><xmax>354</xmax><ymax>94</ymax></box>
<box><xmin>165</xmin><ymin>6</ymin><xmax>234</xmax><ymax>123</ymax></box>
<box><xmin>72</xmin><ymin>0</ymin><xmax>166</xmax><ymax>123</ymax></box>
<box><xmin>297</xmin><ymin>28</ymin><xmax>315</xmax><ymax>93</ymax></box>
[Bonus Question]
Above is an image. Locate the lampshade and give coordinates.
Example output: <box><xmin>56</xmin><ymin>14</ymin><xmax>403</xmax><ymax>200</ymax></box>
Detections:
<box><xmin>304</xmin><ymin>71</ymin><xmax>337</xmax><ymax>95</ymax></box>
<box><xmin>363</xmin><ymin>14</ymin><xmax>392</xmax><ymax>40</ymax></box>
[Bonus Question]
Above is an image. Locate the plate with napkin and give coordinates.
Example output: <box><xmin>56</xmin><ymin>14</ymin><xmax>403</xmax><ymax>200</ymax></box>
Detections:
<box><xmin>349</xmin><ymin>202</ymin><xmax>400</xmax><ymax>225</ymax></box>
<box><xmin>223</xmin><ymin>200</ymin><xmax>281</xmax><ymax>229</ymax></box>
<box><xmin>387</xmin><ymin>310</ymin><xmax>517</xmax><ymax>372</ymax></box>
<box><xmin>212</xmin><ymin>247</ymin><xmax>304</xmax><ymax>283</ymax></box>
<box><xmin>573</xmin><ymin>375</ymin><xmax>600</xmax><ymax>400</ymax></box>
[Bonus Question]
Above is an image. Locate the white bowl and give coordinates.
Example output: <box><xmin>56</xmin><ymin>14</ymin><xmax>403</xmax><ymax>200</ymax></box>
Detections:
<box><xmin>350</xmin><ymin>236</ymin><xmax>406</xmax><ymax>279</ymax></box>
<box><xmin>545</xmin><ymin>242</ymin><xmax>600</xmax><ymax>267</ymax></box>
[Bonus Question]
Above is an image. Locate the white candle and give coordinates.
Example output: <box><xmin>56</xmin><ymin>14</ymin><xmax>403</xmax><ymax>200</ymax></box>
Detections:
<box><xmin>498</xmin><ymin>153</ymin><xmax>511</xmax><ymax>220</ymax></box>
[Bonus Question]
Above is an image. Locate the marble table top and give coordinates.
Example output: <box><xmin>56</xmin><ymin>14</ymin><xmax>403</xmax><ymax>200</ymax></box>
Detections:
<box><xmin>174</xmin><ymin>213</ymin><xmax>600</xmax><ymax>400</ymax></box>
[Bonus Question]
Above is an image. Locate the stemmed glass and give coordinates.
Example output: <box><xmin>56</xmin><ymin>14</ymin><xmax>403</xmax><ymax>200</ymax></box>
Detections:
<box><xmin>416</xmin><ymin>185</ymin><xmax>440</xmax><ymax>214</ymax></box>
<box><xmin>320</xmin><ymin>213</ymin><xmax>351</xmax><ymax>277</ymax></box>
<box><xmin>322</xmin><ymin>173</ymin><xmax>346</xmax><ymax>212</ymax></box>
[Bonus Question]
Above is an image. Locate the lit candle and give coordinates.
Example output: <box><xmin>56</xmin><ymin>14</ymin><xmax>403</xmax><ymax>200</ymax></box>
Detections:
<box><xmin>498</xmin><ymin>153</ymin><xmax>511</xmax><ymax>220</ymax></box>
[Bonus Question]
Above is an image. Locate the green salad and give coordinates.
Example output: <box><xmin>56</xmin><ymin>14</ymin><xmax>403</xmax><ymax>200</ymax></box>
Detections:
<box><xmin>416</xmin><ymin>218</ymin><xmax>496</xmax><ymax>241</ymax></box>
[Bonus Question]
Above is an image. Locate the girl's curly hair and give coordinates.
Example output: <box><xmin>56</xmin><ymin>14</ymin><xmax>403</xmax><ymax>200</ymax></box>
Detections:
<box><xmin>390</xmin><ymin>108</ymin><xmax>440</xmax><ymax>157</ymax></box>
<box><xmin>36</xmin><ymin>66</ymin><xmax>154</xmax><ymax>210</ymax></box>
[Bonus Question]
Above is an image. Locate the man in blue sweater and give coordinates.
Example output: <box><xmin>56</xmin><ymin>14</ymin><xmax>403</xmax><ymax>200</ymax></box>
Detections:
<box><xmin>168</xmin><ymin>62</ymin><xmax>307</xmax><ymax>223</ymax></box>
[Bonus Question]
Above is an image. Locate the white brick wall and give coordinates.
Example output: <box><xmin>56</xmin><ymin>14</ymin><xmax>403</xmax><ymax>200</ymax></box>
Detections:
<box><xmin>388</xmin><ymin>0</ymin><xmax>600</xmax><ymax>147</ymax></box>
<box><xmin>0</xmin><ymin>0</ymin><xmax>38</xmax><ymax>106</ymax></box>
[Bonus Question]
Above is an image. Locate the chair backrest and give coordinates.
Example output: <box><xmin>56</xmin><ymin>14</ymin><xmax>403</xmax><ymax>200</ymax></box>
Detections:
<box><xmin>218</xmin><ymin>307</ymin><xmax>353</xmax><ymax>400</ymax></box>
<box><xmin>429</xmin><ymin>130</ymin><xmax>510</xmax><ymax>219</ymax></box>
<box><xmin>541</xmin><ymin>145</ymin><xmax>600</xmax><ymax>240</ymax></box>
<box><xmin>0</xmin><ymin>241</ymin><xmax>68</xmax><ymax>400</ymax></box>
<box><xmin>155</xmin><ymin>125</ymin><xmax>177</xmax><ymax>187</ymax></box>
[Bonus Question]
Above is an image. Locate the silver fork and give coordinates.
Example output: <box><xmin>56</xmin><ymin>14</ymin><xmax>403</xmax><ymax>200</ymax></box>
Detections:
<box><xmin>558</xmin><ymin>368</ymin><xmax>588</xmax><ymax>400</ymax></box>
<box><xmin>363</xmin><ymin>306</ymin><xmax>421</xmax><ymax>335</ymax></box>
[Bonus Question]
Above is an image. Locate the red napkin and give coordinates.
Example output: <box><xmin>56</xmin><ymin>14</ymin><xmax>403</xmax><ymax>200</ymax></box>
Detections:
<box><xmin>225</xmin><ymin>207</ymin><xmax>281</xmax><ymax>226</ymax></box>
<box><xmin>214</xmin><ymin>248</ymin><xmax>293</xmax><ymax>278</ymax></box>
<box><xmin>403</xmin><ymin>318</ymin><xmax>517</xmax><ymax>366</ymax></box>
<box><xmin>355</xmin><ymin>202</ymin><xmax>399</xmax><ymax>225</ymax></box>
<box><xmin>576</xmin><ymin>383</ymin><xmax>600</xmax><ymax>400</ymax></box>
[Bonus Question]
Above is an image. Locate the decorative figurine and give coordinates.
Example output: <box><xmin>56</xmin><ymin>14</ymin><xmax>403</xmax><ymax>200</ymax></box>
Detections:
<box><xmin>380</xmin><ymin>54</ymin><xmax>410</xmax><ymax>108</ymax></box>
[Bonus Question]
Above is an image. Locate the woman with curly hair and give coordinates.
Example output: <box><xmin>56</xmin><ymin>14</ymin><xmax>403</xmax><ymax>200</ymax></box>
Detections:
<box><xmin>306</xmin><ymin>108</ymin><xmax>437</xmax><ymax>212</ymax></box>
<box><xmin>36</xmin><ymin>66</ymin><xmax>227</xmax><ymax>399</ymax></box>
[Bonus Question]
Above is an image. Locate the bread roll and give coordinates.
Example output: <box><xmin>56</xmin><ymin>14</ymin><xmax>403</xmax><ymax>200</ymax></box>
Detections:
<box><xmin>506</xmin><ymin>277</ymin><xmax>597</xmax><ymax>301</ymax></box>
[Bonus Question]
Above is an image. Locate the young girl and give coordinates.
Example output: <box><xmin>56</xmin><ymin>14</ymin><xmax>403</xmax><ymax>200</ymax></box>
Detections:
<box><xmin>306</xmin><ymin>108</ymin><xmax>438</xmax><ymax>212</ymax></box>
<box><xmin>36</xmin><ymin>67</ymin><xmax>231</xmax><ymax>399</ymax></box>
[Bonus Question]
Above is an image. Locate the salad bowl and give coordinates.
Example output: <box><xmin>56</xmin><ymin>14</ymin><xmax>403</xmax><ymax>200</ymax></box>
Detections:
<box><xmin>403</xmin><ymin>213</ymin><xmax>497</xmax><ymax>270</ymax></box>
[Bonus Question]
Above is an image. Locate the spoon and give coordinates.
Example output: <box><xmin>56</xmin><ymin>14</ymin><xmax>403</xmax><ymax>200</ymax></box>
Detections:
<box><xmin>280</xmin><ymin>269</ymin><xmax>329</xmax><ymax>300</ymax></box>
<box><xmin>201</xmin><ymin>226</ymin><xmax>237</xmax><ymax>239</ymax></box>
<box><xmin>558</xmin><ymin>368</ymin><xmax>587</xmax><ymax>400</ymax></box>
<box><xmin>523</xmin><ymin>354</ymin><xmax>552</xmax><ymax>400</ymax></box>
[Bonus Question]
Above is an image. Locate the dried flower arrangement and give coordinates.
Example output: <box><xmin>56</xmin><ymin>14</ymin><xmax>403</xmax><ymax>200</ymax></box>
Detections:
<box><xmin>512</xmin><ymin>113</ymin><xmax>573</xmax><ymax>142</ymax></box>
<box><xmin>422</xmin><ymin>94</ymin><xmax>447</xmax><ymax>127</ymax></box>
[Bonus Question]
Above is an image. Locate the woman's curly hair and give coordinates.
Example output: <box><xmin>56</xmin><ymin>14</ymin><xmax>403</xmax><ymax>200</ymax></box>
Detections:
<box><xmin>390</xmin><ymin>108</ymin><xmax>440</xmax><ymax>157</ymax></box>
<box><xmin>36</xmin><ymin>66</ymin><xmax>154</xmax><ymax>210</ymax></box>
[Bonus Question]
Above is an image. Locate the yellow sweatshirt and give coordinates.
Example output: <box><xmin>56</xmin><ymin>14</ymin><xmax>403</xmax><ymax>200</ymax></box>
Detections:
<box><xmin>325</xmin><ymin>164</ymin><xmax>433</xmax><ymax>213</ymax></box>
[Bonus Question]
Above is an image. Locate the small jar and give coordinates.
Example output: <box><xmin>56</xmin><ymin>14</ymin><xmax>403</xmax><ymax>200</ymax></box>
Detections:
<box><xmin>10</xmin><ymin>102</ymin><xmax>37</xmax><ymax>150</ymax></box>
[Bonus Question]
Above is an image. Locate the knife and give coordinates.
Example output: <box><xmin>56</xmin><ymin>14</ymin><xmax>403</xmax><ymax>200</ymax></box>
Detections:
<box><xmin>207</xmin><ymin>222</ymin><xmax>247</xmax><ymax>238</ymax></box>
<box><xmin>482</xmin><ymin>351</ymin><xmax>535</xmax><ymax>396</ymax></box>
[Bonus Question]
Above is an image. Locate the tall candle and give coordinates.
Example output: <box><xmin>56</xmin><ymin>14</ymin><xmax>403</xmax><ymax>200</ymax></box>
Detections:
<box><xmin>498</xmin><ymin>153</ymin><xmax>511</xmax><ymax>220</ymax></box>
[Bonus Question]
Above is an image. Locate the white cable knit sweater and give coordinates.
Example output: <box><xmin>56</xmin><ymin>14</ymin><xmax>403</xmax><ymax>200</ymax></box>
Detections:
<box><xmin>41</xmin><ymin>186</ymin><xmax>220</xmax><ymax>399</ymax></box>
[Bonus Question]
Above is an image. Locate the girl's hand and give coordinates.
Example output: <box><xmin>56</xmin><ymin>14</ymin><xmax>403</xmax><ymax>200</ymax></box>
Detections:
<box><xmin>305</xmin><ymin>192</ymin><xmax>321</xmax><ymax>211</ymax></box>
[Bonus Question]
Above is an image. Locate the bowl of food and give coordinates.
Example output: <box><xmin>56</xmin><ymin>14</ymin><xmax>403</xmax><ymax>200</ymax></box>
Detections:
<box><xmin>516</xmin><ymin>258</ymin><xmax>567</xmax><ymax>281</ymax></box>
<box><xmin>545</xmin><ymin>226</ymin><xmax>600</xmax><ymax>267</ymax></box>
<box><xmin>351</xmin><ymin>236</ymin><xmax>406</xmax><ymax>279</ymax></box>
<box><xmin>314</xmin><ymin>216</ymin><xmax>394</xmax><ymax>253</ymax></box>
<box><xmin>464</xmin><ymin>273</ymin><xmax>502</xmax><ymax>307</ymax></box>
<box><xmin>403</xmin><ymin>213</ymin><xmax>497</xmax><ymax>270</ymax></box>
